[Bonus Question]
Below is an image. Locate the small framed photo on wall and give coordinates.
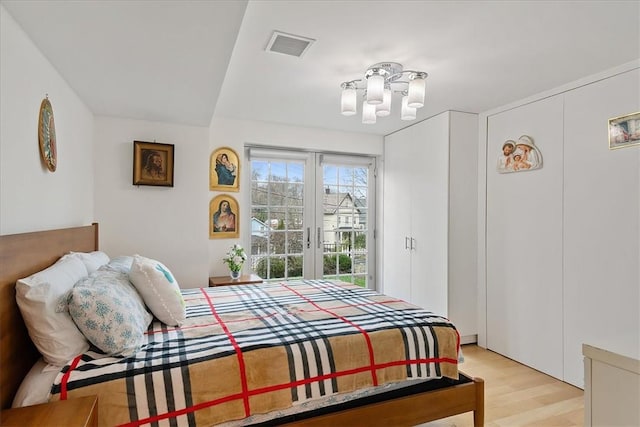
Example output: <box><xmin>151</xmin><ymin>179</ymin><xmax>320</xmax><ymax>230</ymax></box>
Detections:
<box><xmin>210</xmin><ymin>147</ymin><xmax>239</xmax><ymax>191</ymax></box>
<box><xmin>209</xmin><ymin>194</ymin><xmax>239</xmax><ymax>239</ymax></box>
<box><xmin>496</xmin><ymin>135</ymin><xmax>542</xmax><ymax>173</ymax></box>
<box><xmin>609</xmin><ymin>112</ymin><xmax>640</xmax><ymax>150</ymax></box>
<box><xmin>133</xmin><ymin>141</ymin><xmax>175</xmax><ymax>186</ymax></box>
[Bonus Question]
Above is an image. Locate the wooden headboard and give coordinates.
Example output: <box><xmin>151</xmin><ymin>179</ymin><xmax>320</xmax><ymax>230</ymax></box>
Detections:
<box><xmin>0</xmin><ymin>223</ymin><xmax>99</xmax><ymax>410</ymax></box>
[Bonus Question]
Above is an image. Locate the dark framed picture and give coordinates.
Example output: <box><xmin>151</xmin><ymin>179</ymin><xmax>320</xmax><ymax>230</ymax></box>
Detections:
<box><xmin>609</xmin><ymin>112</ymin><xmax>640</xmax><ymax>150</ymax></box>
<box><xmin>133</xmin><ymin>141</ymin><xmax>174</xmax><ymax>187</ymax></box>
<box><xmin>209</xmin><ymin>194</ymin><xmax>239</xmax><ymax>239</ymax></box>
<box><xmin>210</xmin><ymin>147</ymin><xmax>239</xmax><ymax>191</ymax></box>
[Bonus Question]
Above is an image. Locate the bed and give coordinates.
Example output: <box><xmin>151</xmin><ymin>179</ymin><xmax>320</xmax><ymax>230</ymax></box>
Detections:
<box><xmin>0</xmin><ymin>223</ymin><xmax>484</xmax><ymax>426</ymax></box>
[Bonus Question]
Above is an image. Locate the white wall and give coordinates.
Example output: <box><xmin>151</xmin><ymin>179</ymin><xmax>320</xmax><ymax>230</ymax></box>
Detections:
<box><xmin>207</xmin><ymin>117</ymin><xmax>383</xmax><ymax>280</ymax></box>
<box><xmin>93</xmin><ymin>116</ymin><xmax>209</xmax><ymax>288</ymax></box>
<box><xmin>478</xmin><ymin>61</ymin><xmax>640</xmax><ymax>387</ymax></box>
<box><xmin>93</xmin><ymin>116</ymin><xmax>382</xmax><ymax>288</ymax></box>
<box><xmin>0</xmin><ymin>5</ymin><xmax>94</xmax><ymax>235</ymax></box>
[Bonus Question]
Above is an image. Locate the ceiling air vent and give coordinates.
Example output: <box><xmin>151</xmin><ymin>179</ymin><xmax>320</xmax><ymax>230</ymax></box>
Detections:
<box><xmin>265</xmin><ymin>31</ymin><xmax>315</xmax><ymax>58</ymax></box>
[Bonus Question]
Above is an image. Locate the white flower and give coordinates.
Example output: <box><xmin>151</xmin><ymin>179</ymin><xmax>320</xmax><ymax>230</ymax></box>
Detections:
<box><xmin>223</xmin><ymin>244</ymin><xmax>247</xmax><ymax>272</ymax></box>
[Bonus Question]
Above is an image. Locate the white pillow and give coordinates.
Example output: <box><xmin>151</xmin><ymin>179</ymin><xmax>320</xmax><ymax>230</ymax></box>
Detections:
<box><xmin>62</xmin><ymin>251</ymin><xmax>110</xmax><ymax>274</ymax></box>
<box><xmin>128</xmin><ymin>255</ymin><xmax>185</xmax><ymax>326</ymax></box>
<box><xmin>11</xmin><ymin>358</ymin><xmax>58</xmax><ymax>408</ymax></box>
<box><xmin>16</xmin><ymin>257</ymin><xmax>90</xmax><ymax>366</ymax></box>
<box><xmin>68</xmin><ymin>270</ymin><xmax>153</xmax><ymax>356</ymax></box>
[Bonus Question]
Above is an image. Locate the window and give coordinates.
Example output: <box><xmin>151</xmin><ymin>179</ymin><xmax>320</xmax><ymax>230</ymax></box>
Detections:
<box><xmin>249</xmin><ymin>149</ymin><xmax>376</xmax><ymax>288</ymax></box>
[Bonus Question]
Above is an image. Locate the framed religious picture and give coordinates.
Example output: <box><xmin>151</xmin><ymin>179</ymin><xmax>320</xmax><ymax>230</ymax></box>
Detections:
<box><xmin>210</xmin><ymin>147</ymin><xmax>239</xmax><ymax>191</ymax></box>
<box><xmin>38</xmin><ymin>96</ymin><xmax>57</xmax><ymax>172</ymax></box>
<box><xmin>133</xmin><ymin>141</ymin><xmax>174</xmax><ymax>187</ymax></box>
<box><xmin>209</xmin><ymin>194</ymin><xmax>239</xmax><ymax>239</ymax></box>
<box><xmin>609</xmin><ymin>112</ymin><xmax>640</xmax><ymax>150</ymax></box>
<box><xmin>496</xmin><ymin>135</ymin><xmax>543</xmax><ymax>173</ymax></box>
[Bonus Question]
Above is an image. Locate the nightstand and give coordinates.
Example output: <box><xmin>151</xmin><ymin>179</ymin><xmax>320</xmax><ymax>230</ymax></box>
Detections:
<box><xmin>1</xmin><ymin>395</ymin><xmax>98</xmax><ymax>427</ymax></box>
<box><xmin>209</xmin><ymin>274</ymin><xmax>263</xmax><ymax>287</ymax></box>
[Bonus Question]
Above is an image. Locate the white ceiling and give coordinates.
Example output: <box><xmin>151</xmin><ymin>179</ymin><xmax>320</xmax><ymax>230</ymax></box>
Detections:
<box><xmin>3</xmin><ymin>0</ymin><xmax>639</xmax><ymax>136</ymax></box>
<box><xmin>2</xmin><ymin>0</ymin><xmax>248</xmax><ymax>126</ymax></box>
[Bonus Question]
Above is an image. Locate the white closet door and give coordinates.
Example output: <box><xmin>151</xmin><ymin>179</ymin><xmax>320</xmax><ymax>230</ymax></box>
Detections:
<box><xmin>563</xmin><ymin>69</ymin><xmax>640</xmax><ymax>388</ymax></box>
<box><xmin>408</xmin><ymin>113</ymin><xmax>449</xmax><ymax>317</ymax></box>
<box><xmin>383</xmin><ymin>112</ymin><xmax>450</xmax><ymax>317</ymax></box>
<box><xmin>486</xmin><ymin>97</ymin><xmax>564</xmax><ymax>380</ymax></box>
<box><xmin>382</xmin><ymin>129</ymin><xmax>413</xmax><ymax>301</ymax></box>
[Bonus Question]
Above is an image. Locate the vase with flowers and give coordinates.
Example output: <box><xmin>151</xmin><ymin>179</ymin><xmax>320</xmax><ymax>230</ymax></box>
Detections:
<box><xmin>223</xmin><ymin>244</ymin><xmax>247</xmax><ymax>280</ymax></box>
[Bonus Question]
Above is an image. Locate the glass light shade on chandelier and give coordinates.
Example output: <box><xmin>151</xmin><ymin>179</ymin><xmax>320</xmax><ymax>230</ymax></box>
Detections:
<box><xmin>401</xmin><ymin>95</ymin><xmax>417</xmax><ymax>121</ymax></box>
<box><xmin>341</xmin><ymin>83</ymin><xmax>357</xmax><ymax>116</ymax></box>
<box><xmin>362</xmin><ymin>101</ymin><xmax>377</xmax><ymax>124</ymax></box>
<box><xmin>340</xmin><ymin>62</ymin><xmax>427</xmax><ymax>123</ymax></box>
<box><xmin>407</xmin><ymin>73</ymin><xmax>427</xmax><ymax>108</ymax></box>
<box><xmin>376</xmin><ymin>87</ymin><xmax>392</xmax><ymax>117</ymax></box>
<box><xmin>366</xmin><ymin>73</ymin><xmax>385</xmax><ymax>105</ymax></box>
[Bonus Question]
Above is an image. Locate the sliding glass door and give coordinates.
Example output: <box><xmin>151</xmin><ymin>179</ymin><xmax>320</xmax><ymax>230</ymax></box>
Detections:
<box><xmin>249</xmin><ymin>150</ymin><xmax>313</xmax><ymax>282</ymax></box>
<box><xmin>249</xmin><ymin>149</ymin><xmax>376</xmax><ymax>288</ymax></box>
<box><xmin>317</xmin><ymin>155</ymin><xmax>374</xmax><ymax>287</ymax></box>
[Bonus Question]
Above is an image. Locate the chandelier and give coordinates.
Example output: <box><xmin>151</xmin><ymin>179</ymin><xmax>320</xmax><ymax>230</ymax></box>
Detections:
<box><xmin>340</xmin><ymin>62</ymin><xmax>428</xmax><ymax>123</ymax></box>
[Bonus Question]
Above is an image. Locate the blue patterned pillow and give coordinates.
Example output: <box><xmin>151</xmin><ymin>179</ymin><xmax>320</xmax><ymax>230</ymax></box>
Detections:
<box><xmin>68</xmin><ymin>270</ymin><xmax>152</xmax><ymax>357</ymax></box>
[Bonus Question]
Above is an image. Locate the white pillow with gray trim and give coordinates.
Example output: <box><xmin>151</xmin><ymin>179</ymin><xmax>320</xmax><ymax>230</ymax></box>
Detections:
<box><xmin>16</xmin><ymin>257</ymin><xmax>90</xmax><ymax>366</ymax></box>
<box><xmin>62</xmin><ymin>251</ymin><xmax>110</xmax><ymax>274</ymax></box>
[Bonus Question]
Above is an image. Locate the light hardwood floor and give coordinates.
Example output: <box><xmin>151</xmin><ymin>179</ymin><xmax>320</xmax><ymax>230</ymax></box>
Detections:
<box><xmin>422</xmin><ymin>345</ymin><xmax>584</xmax><ymax>427</ymax></box>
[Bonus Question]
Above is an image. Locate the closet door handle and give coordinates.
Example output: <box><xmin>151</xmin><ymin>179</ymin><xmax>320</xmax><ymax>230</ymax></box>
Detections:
<box><xmin>405</xmin><ymin>237</ymin><xmax>410</xmax><ymax>250</ymax></box>
<box><xmin>411</xmin><ymin>238</ymin><xmax>416</xmax><ymax>250</ymax></box>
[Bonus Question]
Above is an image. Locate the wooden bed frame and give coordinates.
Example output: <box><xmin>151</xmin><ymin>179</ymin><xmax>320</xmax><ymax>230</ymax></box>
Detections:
<box><xmin>0</xmin><ymin>224</ymin><xmax>484</xmax><ymax>426</ymax></box>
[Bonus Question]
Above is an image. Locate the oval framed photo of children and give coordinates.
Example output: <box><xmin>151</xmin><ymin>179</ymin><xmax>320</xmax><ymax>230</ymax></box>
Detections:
<box><xmin>210</xmin><ymin>147</ymin><xmax>239</xmax><ymax>192</ymax></box>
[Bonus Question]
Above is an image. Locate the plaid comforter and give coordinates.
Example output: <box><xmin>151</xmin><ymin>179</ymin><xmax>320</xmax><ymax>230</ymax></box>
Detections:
<box><xmin>50</xmin><ymin>280</ymin><xmax>460</xmax><ymax>426</ymax></box>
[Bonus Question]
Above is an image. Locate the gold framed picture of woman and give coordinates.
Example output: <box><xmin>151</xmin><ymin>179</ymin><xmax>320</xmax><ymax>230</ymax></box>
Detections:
<box><xmin>210</xmin><ymin>147</ymin><xmax>239</xmax><ymax>192</ymax></box>
<box><xmin>209</xmin><ymin>194</ymin><xmax>239</xmax><ymax>239</ymax></box>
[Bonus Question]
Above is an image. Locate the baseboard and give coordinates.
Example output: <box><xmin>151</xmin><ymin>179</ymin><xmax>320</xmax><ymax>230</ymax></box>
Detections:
<box><xmin>460</xmin><ymin>334</ymin><xmax>477</xmax><ymax>345</ymax></box>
